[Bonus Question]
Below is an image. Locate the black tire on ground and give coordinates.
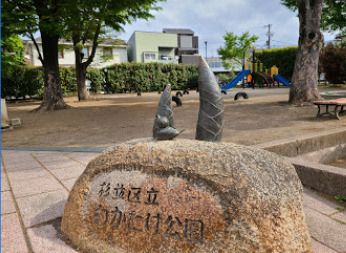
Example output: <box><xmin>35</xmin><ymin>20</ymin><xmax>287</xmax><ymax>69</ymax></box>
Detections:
<box><xmin>176</xmin><ymin>91</ymin><xmax>183</xmax><ymax>97</ymax></box>
<box><xmin>183</xmin><ymin>89</ymin><xmax>190</xmax><ymax>95</ymax></box>
<box><xmin>172</xmin><ymin>96</ymin><xmax>182</xmax><ymax>107</ymax></box>
<box><xmin>221</xmin><ymin>90</ymin><xmax>227</xmax><ymax>95</ymax></box>
<box><xmin>234</xmin><ymin>92</ymin><xmax>248</xmax><ymax>100</ymax></box>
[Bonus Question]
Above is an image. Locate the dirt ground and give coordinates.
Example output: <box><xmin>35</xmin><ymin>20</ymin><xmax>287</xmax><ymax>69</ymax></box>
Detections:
<box><xmin>3</xmin><ymin>88</ymin><xmax>346</xmax><ymax>148</ymax></box>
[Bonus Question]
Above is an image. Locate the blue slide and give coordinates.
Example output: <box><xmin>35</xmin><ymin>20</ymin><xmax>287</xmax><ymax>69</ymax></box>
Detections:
<box><xmin>221</xmin><ymin>69</ymin><xmax>251</xmax><ymax>91</ymax></box>
<box><xmin>273</xmin><ymin>74</ymin><xmax>290</xmax><ymax>87</ymax></box>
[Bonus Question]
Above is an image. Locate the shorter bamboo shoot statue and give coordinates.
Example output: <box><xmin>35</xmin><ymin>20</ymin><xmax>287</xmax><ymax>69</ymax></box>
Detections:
<box><xmin>153</xmin><ymin>84</ymin><xmax>182</xmax><ymax>140</ymax></box>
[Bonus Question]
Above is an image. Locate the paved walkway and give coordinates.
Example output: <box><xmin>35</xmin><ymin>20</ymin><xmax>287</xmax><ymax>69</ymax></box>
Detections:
<box><xmin>1</xmin><ymin>150</ymin><xmax>346</xmax><ymax>253</ymax></box>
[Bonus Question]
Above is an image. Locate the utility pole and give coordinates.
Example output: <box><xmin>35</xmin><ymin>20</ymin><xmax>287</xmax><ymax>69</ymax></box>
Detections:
<box><xmin>265</xmin><ymin>24</ymin><xmax>273</xmax><ymax>49</ymax></box>
<box><xmin>204</xmin><ymin>41</ymin><xmax>208</xmax><ymax>59</ymax></box>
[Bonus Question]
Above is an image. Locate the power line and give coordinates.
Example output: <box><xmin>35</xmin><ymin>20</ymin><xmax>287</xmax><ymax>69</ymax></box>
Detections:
<box><xmin>272</xmin><ymin>39</ymin><xmax>296</xmax><ymax>45</ymax></box>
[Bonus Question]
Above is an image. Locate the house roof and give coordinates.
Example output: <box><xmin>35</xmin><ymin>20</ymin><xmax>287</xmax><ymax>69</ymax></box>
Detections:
<box><xmin>24</xmin><ymin>37</ymin><xmax>127</xmax><ymax>46</ymax></box>
<box><xmin>163</xmin><ymin>28</ymin><xmax>195</xmax><ymax>35</ymax></box>
<box><xmin>98</xmin><ymin>38</ymin><xmax>127</xmax><ymax>46</ymax></box>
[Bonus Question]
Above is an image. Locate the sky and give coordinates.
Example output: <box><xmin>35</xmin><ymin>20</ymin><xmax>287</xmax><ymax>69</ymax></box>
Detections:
<box><xmin>118</xmin><ymin>0</ymin><xmax>337</xmax><ymax>57</ymax></box>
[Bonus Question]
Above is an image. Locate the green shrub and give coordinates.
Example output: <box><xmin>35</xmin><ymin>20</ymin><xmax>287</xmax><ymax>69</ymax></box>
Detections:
<box><xmin>24</xmin><ymin>67</ymin><xmax>44</xmax><ymax>97</ymax></box>
<box><xmin>2</xmin><ymin>65</ymin><xmax>22</xmax><ymax>98</ymax></box>
<box><xmin>320</xmin><ymin>44</ymin><xmax>346</xmax><ymax>84</ymax></box>
<box><xmin>1</xmin><ymin>65</ymin><xmax>43</xmax><ymax>98</ymax></box>
<box><xmin>59</xmin><ymin>67</ymin><xmax>77</xmax><ymax>96</ymax></box>
<box><xmin>1</xmin><ymin>63</ymin><xmax>198</xmax><ymax>98</ymax></box>
<box><xmin>2</xmin><ymin>66</ymin><xmax>77</xmax><ymax>98</ymax></box>
<box><xmin>216</xmin><ymin>72</ymin><xmax>235</xmax><ymax>84</ymax></box>
<box><xmin>256</xmin><ymin>47</ymin><xmax>297</xmax><ymax>80</ymax></box>
<box><xmin>86</xmin><ymin>68</ymin><xmax>104</xmax><ymax>93</ymax></box>
<box><xmin>105</xmin><ymin>63</ymin><xmax>198</xmax><ymax>93</ymax></box>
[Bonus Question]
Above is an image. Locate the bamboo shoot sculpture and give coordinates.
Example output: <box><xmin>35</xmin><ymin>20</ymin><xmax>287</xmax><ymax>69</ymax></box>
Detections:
<box><xmin>153</xmin><ymin>56</ymin><xmax>224</xmax><ymax>142</ymax></box>
<box><xmin>195</xmin><ymin>56</ymin><xmax>224</xmax><ymax>141</ymax></box>
<box><xmin>153</xmin><ymin>84</ymin><xmax>182</xmax><ymax>140</ymax></box>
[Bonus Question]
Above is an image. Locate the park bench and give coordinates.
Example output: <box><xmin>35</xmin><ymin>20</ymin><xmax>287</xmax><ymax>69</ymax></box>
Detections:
<box><xmin>313</xmin><ymin>98</ymin><xmax>346</xmax><ymax>120</ymax></box>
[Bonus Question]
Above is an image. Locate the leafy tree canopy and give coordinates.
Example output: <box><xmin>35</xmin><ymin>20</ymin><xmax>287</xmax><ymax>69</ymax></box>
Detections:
<box><xmin>281</xmin><ymin>0</ymin><xmax>346</xmax><ymax>32</ymax></box>
<box><xmin>64</xmin><ymin>0</ymin><xmax>162</xmax><ymax>39</ymax></box>
<box><xmin>1</xmin><ymin>35</ymin><xmax>25</xmax><ymax>67</ymax></box>
<box><xmin>63</xmin><ymin>0</ymin><xmax>163</xmax><ymax>66</ymax></box>
<box><xmin>2</xmin><ymin>0</ymin><xmax>65</xmax><ymax>38</ymax></box>
<box><xmin>217</xmin><ymin>32</ymin><xmax>258</xmax><ymax>68</ymax></box>
<box><xmin>2</xmin><ymin>0</ymin><xmax>163</xmax><ymax>44</ymax></box>
<box><xmin>2</xmin><ymin>0</ymin><xmax>164</xmax><ymax>107</ymax></box>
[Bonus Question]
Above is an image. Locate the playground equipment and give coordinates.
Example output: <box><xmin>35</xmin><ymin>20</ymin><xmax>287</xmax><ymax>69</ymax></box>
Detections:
<box><xmin>221</xmin><ymin>60</ymin><xmax>290</xmax><ymax>92</ymax></box>
<box><xmin>273</xmin><ymin>73</ymin><xmax>290</xmax><ymax>86</ymax></box>
<box><xmin>269</xmin><ymin>65</ymin><xmax>290</xmax><ymax>87</ymax></box>
<box><xmin>221</xmin><ymin>69</ymin><xmax>251</xmax><ymax>91</ymax></box>
<box><xmin>234</xmin><ymin>92</ymin><xmax>249</xmax><ymax>100</ymax></box>
<box><xmin>172</xmin><ymin>95</ymin><xmax>182</xmax><ymax>107</ymax></box>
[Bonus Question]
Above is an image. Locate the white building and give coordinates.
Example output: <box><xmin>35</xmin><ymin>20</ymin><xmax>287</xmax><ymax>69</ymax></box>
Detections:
<box><xmin>24</xmin><ymin>38</ymin><xmax>128</xmax><ymax>68</ymax></box>
<box><xmin>207</xmin><ymin>57</ymin><xmax>240</xmax><ymax>73</ymax></box>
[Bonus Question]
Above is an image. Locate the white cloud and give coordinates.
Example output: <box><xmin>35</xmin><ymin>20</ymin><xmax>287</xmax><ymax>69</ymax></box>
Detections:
<box><xmin>120</xmin><ymin>0</ymin><xmax>338</xmax><ymax>56</ymax></box>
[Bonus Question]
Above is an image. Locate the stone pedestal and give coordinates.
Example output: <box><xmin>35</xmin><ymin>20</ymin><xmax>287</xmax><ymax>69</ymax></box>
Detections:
<box><xmin>62</xmin><ymin>140</ymin><xmax>311</xmax><ymax>253</ymax></box>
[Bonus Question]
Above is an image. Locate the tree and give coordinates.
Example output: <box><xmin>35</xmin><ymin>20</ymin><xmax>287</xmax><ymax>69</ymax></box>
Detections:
<box><xmin>320</xmin><ymin>43</ymin><xmax>346</xmax><ymax>84</ymax></box>
<box><xmin>3</xmin><ymin>0</ymin><xmax>68</xmax><ymax>111</ymax></box>
<box><xmin>320</xmin><ymin>0</ymin><xmax>346</xmax><ymax>33</ymax></box>
<box><xmin>1</xmin><ymin>35</ymin><xmax>25</xmax><ymax>99</ymax></box>
<box><xmin>281</xmin><ymin>0</ymin><xmax>346</xmax><ymax>33</ymax></box>
<box><xmin>1</xmin><ymin>35</ymin><xmax>25</xmax><ymax>67</ymax></box>
<box><xmin>65</xmin><ymin>0</ymin><xmax>162</xmax><ymax>100</ymax></box>
<box><xmin>281</xmin><ymin>0</ymin><xmax>346</xmax><ymax>104</ymax></box>
<box><xmin>281</xmin><ymin>0</ymin><xmax>324</xmax><ymax>104</ymax></box>
<box><xmin>2</xmin><ymin>0</ymin><xmax>162</xmax><ymax>109</ymax></box>
<box><xmin>218</xmin><ymin>32</ymin><xmax>258</xmax><ymax>70</ymax></box>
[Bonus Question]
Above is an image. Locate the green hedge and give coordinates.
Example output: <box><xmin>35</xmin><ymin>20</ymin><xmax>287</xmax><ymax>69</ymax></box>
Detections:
<box><xmin>320</xmin><ymin>44</ymin><xmax>346</xmax><ymax>84</ymax></box>
<box><xmin>86</xmin><ymin>68</ymin><xmax>105</xmax><ymax>93</ymax></box>
<box><xmin>2</xmin><ymin>63</ymin><xmax>198</xmax><ymax>98</ymax></box>
<box><xmin>1</xmin><ymin>66</ymin><xmax>80</xmax><ymax>98</ymax></box>
<box><xmin>1</xmin><ymin>66</ymin><xmax>44</xmax><ymax>98</ymax></box>
<box><xmin>59</xmin><ymin>67</ymin><xmax>77</xmax><ymax>96</ymax></box>
<box><xmin>106</xmin><ymin>63</ymin><xmax>198</xmax><ymax>93</ymax></box>
<box><xmin>256</xmin><ymin>47</ymin><xmax>297</xmax><ymax>81</ymax></box>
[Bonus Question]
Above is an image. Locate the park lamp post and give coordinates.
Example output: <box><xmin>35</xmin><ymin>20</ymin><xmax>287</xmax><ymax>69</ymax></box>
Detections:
<box><xmin>204</xmin><ymin>41</ymin><xmax>208</xmax><ymax>59</ymax></box>
<box><xmin>252</xmin><ymin>47</ymin><xmax>256</xmax><ymax>73</ymax></box>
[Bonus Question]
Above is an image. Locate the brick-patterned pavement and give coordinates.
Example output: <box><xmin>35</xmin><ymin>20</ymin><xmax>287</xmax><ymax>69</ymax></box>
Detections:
<box><xmin>1</xmin><ymin>150</ymin><xmax>346</xmax><ymax>253</ymax></box>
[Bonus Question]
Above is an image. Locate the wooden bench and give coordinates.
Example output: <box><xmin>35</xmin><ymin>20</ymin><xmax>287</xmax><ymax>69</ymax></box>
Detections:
<box><xmin>313</xmin><ymin>98</ymin><xmax>346</xmax><ymax>120</ymax></box>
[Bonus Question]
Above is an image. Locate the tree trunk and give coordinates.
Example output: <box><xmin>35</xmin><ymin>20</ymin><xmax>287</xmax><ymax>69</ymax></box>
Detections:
<box><xmin>72</xmin><ymin>22</ymin><xmax>101</xmax><ymax>101</ymax></box>
<box><xmin>33</xmin><ymin>0</ymin><xmax>68</xmax><ymax>111</ymax></box>
<box><xmin>76</xmin><ymin>64</ymin><xmax>89</xmax><ymax>101</ymax></box>
<box><xmin>36</xmin><ymin>31</ymin><xmax>68</xmax><ymax>111</ymax></box>
<box><xmin>74</xmin><ymin>47</ymin><xmax>89</xmax><ymax>101</ymax></box>
<box><xmin>289</xmin><ymin>0</ymin><xmax>324</xmax><ymax>105</ymax></box>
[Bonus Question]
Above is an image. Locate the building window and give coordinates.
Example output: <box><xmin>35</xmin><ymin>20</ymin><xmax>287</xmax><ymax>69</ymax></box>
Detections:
<box><xmin>82</xmin><ymin>47</ymin><xmax>89</xmax><ymax>59</ymax></box>
<box><xmin>144</xmin><ymin>53</ymin><xmax>156</xmax><ymax>60</ymax></box>
<box><xmin>209</xmin><ymin>61</ymin><xmax>223</xmax><ymax>68</ymax></box>
<box><xmin>160</xmin><ymin>55</ymin><xmax>172</xmax><ymax>61</ymax></box>
<box><xmin>180</xmin><ymin>35</ymin><xmax>193</xmax><ymax>48</ymax></box>
<box><xmin>103</xmin><ymin>48</ymin><xmax>113</xmax><ymax>59</ymax></box>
